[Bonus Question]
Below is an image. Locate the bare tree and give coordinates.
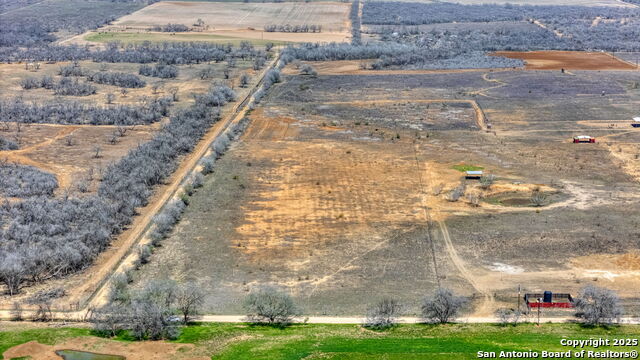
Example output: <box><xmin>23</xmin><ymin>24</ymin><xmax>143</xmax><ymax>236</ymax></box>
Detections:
<box><xmin>364</xmin><ymin>298</ymin><xmax>403</xmax><ymax>329</ymax></box>
<box><xmin>243</xmin><ymin>287</ymin><xmax>299</xmax><ymax>326</ymax></box>
<box><xmin>106</xmin><ymin>93</ymin><xmax>115</xmax><ymax>104</ymax></box>
<box><xmin>93</xmin><ymin>145</ymin><xmax>102</xmax><ymax>158</ymax></box>
<box><xmin>168</xmin><ymin>87</ymin><xmax>179</xmax><ymax>102</ymax></box>
<box><xmin>300</xmin><ymin>64</ymin><xmax>318</xmax><ymax>77</ymax></box>
<box><xmin>0</xmin><ymin>253</ymin><xmax>25</xmax><ymax>296</ymax></box>
<box><xmin>65</xmin><ymin>134</ymin><xmax>74</xmax><ymax>146</ymax></box>
<box><xmin>445</xmin><ymin>184</ymin><xmax>465</xmax><ymax>202</ymax></box>
<box><xmin>239</xmin><ymin>74</ymin><xmax>250</xmax><ymax>88</ymax></box>
<box><xmin>575</xmin><ymin>286</ymin><xmax>623</xmax><ymax>326</ymax></box>
<box><xmin>421</xmin><ymin>288</ymin><xmax>466</xmax><ymax>324</ymax></box>
<box><xmin>175</xmin><ymin>284</ymin><xmax>205</xmax><ymax>324</ymax></box>
<box><xmin>10</xmin><ymin>302</ymin><xmax>23</xmax><ymax>321</ymax></box>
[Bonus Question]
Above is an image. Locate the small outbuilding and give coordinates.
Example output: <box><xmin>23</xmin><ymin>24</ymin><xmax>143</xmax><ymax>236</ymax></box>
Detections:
<box><xmin>525</xmin><ymin>291</ymin><xmax>574</xmax><ymax>309</ymax></box>
<box><xmin>465</xmin><ymin>170</ymin><xmax>483</xmax><ymax>179</ymax></box>
<box><xmin>632</xmin><ymin>117</ymin><xmax>640</xmax><ymax>128</ymax></box>
<box><xmin>573</xmin><ymin>135</ymin><xmax>596</xmax><ymax>143</ymax></box>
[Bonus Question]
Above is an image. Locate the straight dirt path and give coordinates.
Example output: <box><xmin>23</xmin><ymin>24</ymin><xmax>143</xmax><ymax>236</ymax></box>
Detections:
<box><xmin>82</xmin><ymin>54</ymin><xmax>282</xmax><ymax>311</ymax></box>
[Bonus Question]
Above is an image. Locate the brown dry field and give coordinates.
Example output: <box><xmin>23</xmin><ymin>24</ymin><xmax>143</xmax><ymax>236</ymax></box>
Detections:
<box><xmin>97</xmin><ymin>1</ymin><xmax>351</xmax><ymax>44</ymax></box>
<box><xmin>492</xmin><ymin>50</ymin><xmax>638</xmax><ymax>70</ymax></box>
<box><xmin>133</xmin><ymin>67</ymin><xmax>640</xmax><ymax>317</ymax></box>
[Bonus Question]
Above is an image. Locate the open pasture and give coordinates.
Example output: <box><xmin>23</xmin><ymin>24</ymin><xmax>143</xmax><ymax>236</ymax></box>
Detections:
<box><xmin>134</xmin><ymin>65</ymin><xmax>640</xmax><ymax>316</ymax></box>
<box><xmin>89</xmin><ymin>1</ymin><xmax>352</xmax><ymax>44</ymax></box>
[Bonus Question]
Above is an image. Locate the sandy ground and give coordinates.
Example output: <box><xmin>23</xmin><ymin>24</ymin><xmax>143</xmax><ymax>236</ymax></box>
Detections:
<box><xmin>0</xmin><ymin>123</ymin><xmax>157</xmax><ymax>197</ymax></box>
<box><xmin>492</xmin><ymin>51</ymin><xmax>639</xmax><ymax>70</ymax></box>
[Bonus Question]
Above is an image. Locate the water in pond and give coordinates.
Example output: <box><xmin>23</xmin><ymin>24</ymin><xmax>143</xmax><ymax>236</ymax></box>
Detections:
<box><xmin>55</xmin><ymin>350</ymin><xmax>125</xmax><ymax>360</ymax></box>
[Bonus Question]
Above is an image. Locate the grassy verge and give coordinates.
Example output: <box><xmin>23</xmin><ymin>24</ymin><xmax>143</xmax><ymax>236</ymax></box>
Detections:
<box><xmin>2</xmin><ymin>323</ymin><xmax>640</xmax><ymax>359</ymax></box>
<box><xmin>84</xmin><ymin>32</ymin><xmax>289</xmax><ymax>46</ymax></box>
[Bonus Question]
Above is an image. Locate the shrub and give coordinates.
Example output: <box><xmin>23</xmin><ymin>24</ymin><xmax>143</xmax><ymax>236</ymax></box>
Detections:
<box><xmin>495</xmin><ymin>308</ymin><xmax>521</xmax><ymax>326</ymax></box>
<box><xmin>479</xmin><ymin>174</ymin><xmax>496</xmax><ymax>189</ymax></box>
<box><xmin>139</xmin><ymin>64</ymin><xmax>178</xmax><ymax>79</ymax></box>
<box><xmin>244</xmin><ymin>287</ymin><xmax>300</xmax><ymax>325</ymax></box>
<box><xmin>89</xmin><ymin>71</ymin><xmax>146</xmax><ymax>88</ymax></box>
<box><xmin>300</xmin><ymin>64</ymin><xmax>317</xmax><ymax>77</ymax></box>
<box><xmin>530</xmin><ymin>190</ymin><xmax>546</xmax><ymax>207</ymax></box>
<box><xmin>421</xmin><ymin>288</ymin><xmax>466</xmax><ymax>324</ymax></box>
<box><xmin>364</xmin><ymin>298</ymin><xmax>402</xmax><ymax>329</ymax></box>
<box><xmin>0</xmin><ymin>136</ymin><xmax>19</xmax><ymax>150</ymax></box>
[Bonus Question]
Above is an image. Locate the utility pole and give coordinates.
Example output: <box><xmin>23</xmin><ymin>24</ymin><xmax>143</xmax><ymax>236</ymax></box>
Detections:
<box><xmin>517</xmin><ymin>285</ymin><xmax>521</xmax><ymax>313</ymax></box>
<box><xmin>537</xmin><ymin>297</ymin><xmax>542</xmax><ymax>326</ymax></box>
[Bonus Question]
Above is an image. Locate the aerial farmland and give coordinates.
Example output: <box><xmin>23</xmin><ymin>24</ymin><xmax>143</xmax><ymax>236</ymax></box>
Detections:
<box><xmin>1</xmin><ymin>0</ymin><xmax>640</xmax><ymax>358</ymax></box>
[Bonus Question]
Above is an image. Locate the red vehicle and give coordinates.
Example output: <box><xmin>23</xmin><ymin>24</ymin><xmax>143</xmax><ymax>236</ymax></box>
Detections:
<box><xmin>573</xmin><ymin>135</ymin><xmax>595</xmax><ymax>143</ymax></box>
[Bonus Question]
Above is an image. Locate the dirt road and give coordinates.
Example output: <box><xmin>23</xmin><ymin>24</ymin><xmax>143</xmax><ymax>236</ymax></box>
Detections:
<box><xmin>81</xmin><ymin>54</ymin><xmax>282</xmax><ymax>311</ymax></box>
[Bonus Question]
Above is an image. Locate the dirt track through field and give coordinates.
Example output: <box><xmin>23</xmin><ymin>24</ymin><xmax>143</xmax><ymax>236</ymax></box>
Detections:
<box><xmin>82</xmin><ymin>54</ymin><xmax>282</xmax><ymax>310</ymax></box>
<box><xmin>1</xmin><ymin>126</ymin><xmax>78</xmax><ymax>192</ymax></box>
<box><xmin>324</xmin><ymin>99</ymin><xmax>487</xmax><ymax>130</ymax></box>
<box><xmin>438</xmin><ymin>220</ymin><xmax>495</xmax><ymax>316</ymax></box>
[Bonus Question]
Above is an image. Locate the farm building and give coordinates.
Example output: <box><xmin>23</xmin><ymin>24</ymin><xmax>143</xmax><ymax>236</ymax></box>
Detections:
<box><xmin>633</xmin><ymin>117</ymin><xmax>640</xmax><ymax>128</ymax></box>
<box><xmin>465</xmin><ymin>170</ymin><xmax>483</xmax><ymax>179</ymax></box>
<box><xmin>573</xmin><ymin>135</ymin><xmax>596</xmax><ymax>143</ymax></box>
<box><xmin>525</xmin><ymin>291</ymin><xmax>574</xmax><ymax>309</ymax></box>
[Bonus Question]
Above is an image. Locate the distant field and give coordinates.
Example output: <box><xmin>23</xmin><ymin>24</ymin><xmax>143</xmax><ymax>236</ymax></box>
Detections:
<box><xmin>114</xmin><ymin>1</ymin><xmax>350</xmax><ymax>32</ymax></box>
<box><xmin>365</xmin><ymin>0</ymin><xmax>635</xmax><ymax>6</ymax></box>
<box><xmin>80</xmin><ymin>1</ymin><xmax>352</xmax><ymax>44</ymax></box>
<box><xmin>85</xmin><ymin>32</ymin><xmax>289</xmax><ymax>46</ymax></box>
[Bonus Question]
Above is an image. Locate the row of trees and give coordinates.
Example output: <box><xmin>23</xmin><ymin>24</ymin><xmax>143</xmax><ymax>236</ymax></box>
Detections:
<box><xmin>21</xmin><ymin>76</ymin><xmax>97</xmax><ymax>96</ymax></box>
<box><xmin>0</xmin><ymin>0</ymin><xmax>145</xmax><ymax>47</ymax></box>
<box><xmin>361</xmin><ymin>2</ymin><xmax>640</xmax><ymax>52</ymax></box>
<box><xmin>0</xmin><ymin>85</ymin><xmax>236</xmax><ymax>295</ymax></box>
<box><xmin>89</xmin><ymin>71</ymin><xmax>146</xmax><ymax>88</ymax></box>
<box><xmin>263</xmin><ymin>24</ymin><xmax>322</xmax><ymax>33</ymax></box>
<box><xmin>86</xmin><ymin>283</ymin><xmax>625</xmax><ymax>340</ymax></box>
<box><xmin>1</xmin><ymin>41</ymin><xmax>268</xmax><ymax>65</ymax></box>
<box><xmin>0</xmin><ymin>97</ymin><xmax>170</xmax><ymax>125</ymax></box>
<box><xmin>281</xmin><ymin>43</ymin><xmax>522</xmax><ymax>70</ymax></box>
<box><xmin>151</xmin><ymin>24</ymin><xmax>190</xmax><ymax>33</ymax></box>
<box><xmin>139</xmin><ymin>63</ymin><xmax>178</xmax><ymax>78</ymax></box>
<box><xmin>350</xmin><ymin>0</ymin><xmax>361</xmax><ymax>45</ymax></box>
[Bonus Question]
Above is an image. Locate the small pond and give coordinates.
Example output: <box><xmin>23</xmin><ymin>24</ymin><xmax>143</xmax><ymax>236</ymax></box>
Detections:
<box><xmin>483</xmin><ymin>191</ymin><xmax>567</xmax><ymax>207</ymax></box>
<box><xmin>55</xmin><ymin>350</ymin><xmax>125</xmax><ymax>360</ymax></box>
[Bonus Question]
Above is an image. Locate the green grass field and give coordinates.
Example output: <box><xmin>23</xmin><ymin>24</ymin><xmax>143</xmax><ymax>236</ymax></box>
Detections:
<box><xmin>85</xmin><ymin>32</ymin><xmax>289</xmax><ymax>46</ymax></box>
<box><xmin>2</xmin><ymin>323</ymin><xmax>640</xmax><ymax>359</ymax></box>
